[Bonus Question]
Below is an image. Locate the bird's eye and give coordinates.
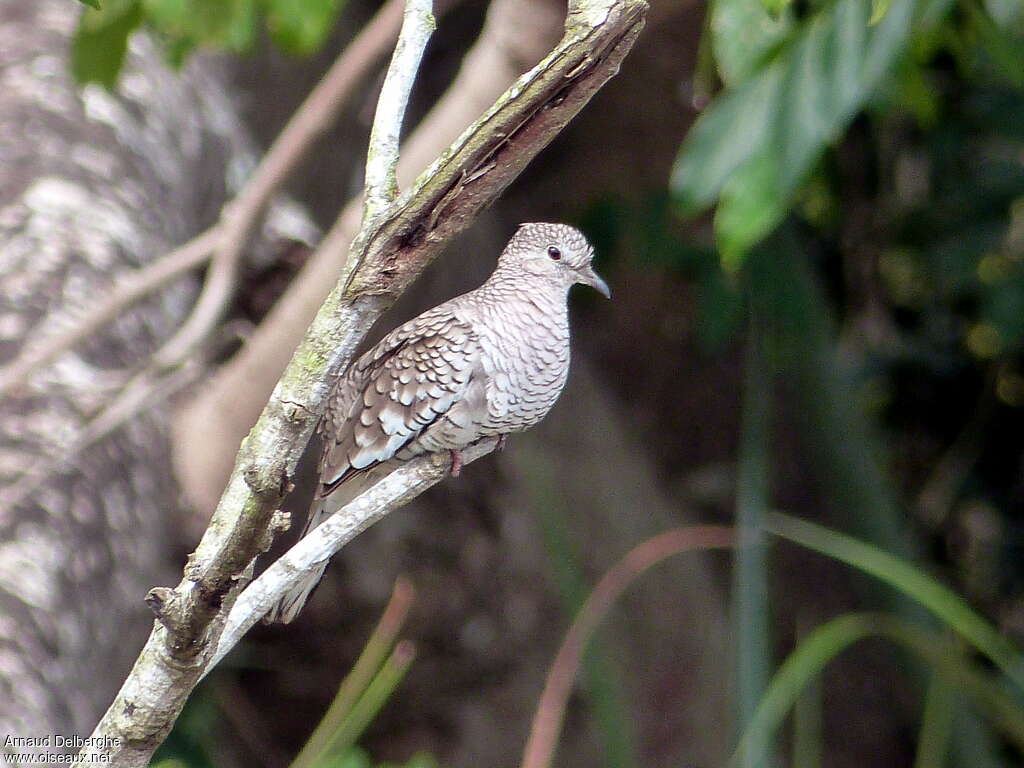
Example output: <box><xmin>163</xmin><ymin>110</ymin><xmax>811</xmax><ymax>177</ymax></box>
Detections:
<box><xmin>547</xmin><ymin>246</ymin><xmax>562</xmax><ymax>260</ymax></box>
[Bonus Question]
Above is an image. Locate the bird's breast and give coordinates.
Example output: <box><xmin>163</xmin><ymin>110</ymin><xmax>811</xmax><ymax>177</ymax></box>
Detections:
<box><xmin>475</xmin><ymin>300</ymin><xmax>571</xmax><ymax>432</ymax></box>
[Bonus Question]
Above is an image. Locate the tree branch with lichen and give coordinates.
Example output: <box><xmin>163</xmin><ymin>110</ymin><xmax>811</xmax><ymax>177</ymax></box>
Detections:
<box><xmin>73</xmin><ymin>0</ymin><xmax>647</xmax><ymax>763</ymax></box>
<box><xmin>171</xmin><ymin>0</ymin><xmax>566</xmax><ymax>517</ymax></box>
<box><xmin>205</xmin><ymin>438</ymin><xmax>498</xmax><ymax>674</ymax></box>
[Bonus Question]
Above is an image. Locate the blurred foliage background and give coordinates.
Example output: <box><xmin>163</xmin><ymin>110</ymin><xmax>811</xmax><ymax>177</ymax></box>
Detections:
<box><xmin>68</xmin><ymin>0</ymin><xmax>1024</xmax><ymax>765</ymax></box>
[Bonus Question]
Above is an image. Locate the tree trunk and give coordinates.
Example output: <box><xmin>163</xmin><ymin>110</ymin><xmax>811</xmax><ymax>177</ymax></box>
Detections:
<box><xmin>0</xmin><ymin>0</ymin><xmax>299</xmax><ymax>750</ymax></box>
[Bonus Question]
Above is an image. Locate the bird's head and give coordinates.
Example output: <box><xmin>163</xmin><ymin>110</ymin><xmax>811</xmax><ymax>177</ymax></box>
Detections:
<box><xmin>501</xmin><ymin>222</ymin><xmax>611</xmax><ymax>299</ymax></box>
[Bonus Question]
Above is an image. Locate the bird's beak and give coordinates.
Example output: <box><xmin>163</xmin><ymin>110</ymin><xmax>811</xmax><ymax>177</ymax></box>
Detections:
<box><xmin>578</xmin><ymin>265</ymin><xmax>611</xmax><ymax>299</ymax></box>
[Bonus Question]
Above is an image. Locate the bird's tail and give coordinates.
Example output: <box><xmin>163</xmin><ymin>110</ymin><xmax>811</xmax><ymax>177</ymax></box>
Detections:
<box><xmin>263</xmin><ymin>466</ymin><xmax>392</xmax><ymax>624</ymax></box>
<box><xmin>263</xmin><ymin>496</ymin><xmax>332</xmax><ymax>624</ymax></box>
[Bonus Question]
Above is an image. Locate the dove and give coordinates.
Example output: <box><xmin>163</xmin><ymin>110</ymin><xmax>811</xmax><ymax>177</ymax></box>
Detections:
<box><xmin>266</xmin><ymin>222</ymin><xmax>609</xmax><ymax>623</ymax></box>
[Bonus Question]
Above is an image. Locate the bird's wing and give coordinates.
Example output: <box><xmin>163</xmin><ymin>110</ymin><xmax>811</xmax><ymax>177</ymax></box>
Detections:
<box><xmin>318</xmin><ymin>309</ymin><xmax>480</xmax><ymax>494</ymax></box>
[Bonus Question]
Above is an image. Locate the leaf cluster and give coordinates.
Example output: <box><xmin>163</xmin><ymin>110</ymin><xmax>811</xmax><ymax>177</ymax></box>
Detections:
<box><xmin>672</xmin><ymin>0</ymin><xmax>1024</xmax><ymax>268</ymax></box>
<box><xmin>71</xmin><ymin>0</ymin><xmax>347</xmax><ymax>88</ymax></box>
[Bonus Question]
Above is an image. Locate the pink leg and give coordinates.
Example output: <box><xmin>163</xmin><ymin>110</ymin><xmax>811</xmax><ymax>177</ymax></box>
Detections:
<box><xmin>450</xmin><ymin>449</ymin><xmax>464</xmax><ymax>477</ymax></box>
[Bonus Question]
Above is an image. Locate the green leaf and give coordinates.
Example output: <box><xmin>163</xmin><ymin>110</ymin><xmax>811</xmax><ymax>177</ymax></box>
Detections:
<box><xmin>142</xmin><ymin>0</ymin><xmax>258</xmax><ymax>55</ymax></box>
<box><xmin>377</xmin><ymin>754</ymin><xmax>441</xmax><ymax>768</ymax></box>
<box><xmin>673</xmin><ymin>0</ymin><xmax>957</xmax><ymax>261</ymax></box>
<box><xmin>78</xmin><ymin>0</ymin><xmax>103</xmax><ymax>9</ymax></box>
<box><xmin>869</xmin><ymin>0</ymin><xmax>894</xmax><ymax>24</ymax></box>
<box><xmin>71</xmin><ymin>0</ymin><xmax>144</xmax><ymax>87</ymax></box>
<box><xmin>713</xmin><ymin>152</ymin><xmax>788</xmax><ymax>269</ymax></box>
<box><xmin>761</xmin><ymin>0</ymin><xmax>792</xmax><ymax>15</ymax></box>
<box><xmin>884</xmin><ymin>56</ymin><xmax>941</xmax><ymax>126</ymax></box>
<box><xmin>328</xmin><ymin>748</ymin><xmax>372</xmax><ymax>768</ymax></box>
<box><xmin>914</xmin><ymin>675</ymin><xmax>956</xmax><ymax>768</ymax></box>
<box><xmin>265</xmin><ymin>0</ymin><xmax>346</xmax><ymax>56</ymax></box>
<box><xmin>671</xmin><ymin>67</ymin><xmax>781</xmax><ymax>214</ymax></box>
<box><xmin>965</xmin><ymin>0</ymin><xmax>1024</xmax><ymax>88</ymax></box>
<box><xmin>710</xmin><ymin>0</ymin><xmax>793</xmax><ymax>84</ymax></box>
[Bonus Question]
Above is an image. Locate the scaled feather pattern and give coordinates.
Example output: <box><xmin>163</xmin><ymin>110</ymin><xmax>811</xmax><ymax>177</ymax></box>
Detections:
<box><xmin>266</xmin><ymin>222</ymin><xmax>609</xmax><ymax>623</ymax></box>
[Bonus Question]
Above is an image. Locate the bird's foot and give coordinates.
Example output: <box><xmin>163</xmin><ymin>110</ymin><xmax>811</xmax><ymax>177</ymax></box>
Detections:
<box><xmin>450</xmin><ymin>449</ymin><xmax>464</xmax><ymax>478</ymax></box>
<box><xmin>496</xmin><ymin>434</ymin><xmax>508</xmax><ymax>452</ymax></box>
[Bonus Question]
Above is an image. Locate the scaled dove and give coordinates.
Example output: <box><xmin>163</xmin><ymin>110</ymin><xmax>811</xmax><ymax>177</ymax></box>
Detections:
<box><xmin>266</xmin><ymin>222</ymin><xmax>609</xmax><ymax>623</ymax></box>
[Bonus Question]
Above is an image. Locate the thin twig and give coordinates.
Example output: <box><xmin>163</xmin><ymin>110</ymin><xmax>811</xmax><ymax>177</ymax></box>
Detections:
<box><xmin>364</xmin><ymin>0</ymin><xmax>435</xmax><ymax>221</ymax></box>
<box><xmin>0</xmin><ymin>0</ymin><xmax>406</xmax><ymax>398</ymax></box>
<box><xmin>520</xmin><ymin>527</ymin><xmax>736</xmax><ymax>768</ymax></box>
<box><xmin>208</xmin><ymin>0</ymin><xmax>439</xmax><ymax>660</ymax></box>
<box><xmin>170</xmin><ymin>0</ymin><xmax>564</xmax><ymax>515</ymax></box>
<box><xmin>209</xmin><ymin>440</ymin><xmax>495</xmax><ymax>672</ymax></box>
<box><xmin>153</xmin><ymin>0</ymin><xmax>410</xmax><ymax>368</ymax></box>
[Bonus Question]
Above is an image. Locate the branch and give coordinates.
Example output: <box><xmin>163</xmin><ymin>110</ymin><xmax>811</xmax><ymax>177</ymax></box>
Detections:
<box><xmin>171</xmin><ymin>0</ymin><xmax>566</xmax><ymax>516</ymax></box>
<box><xmin>75</xmin><ymin>0</ymin><xmax>647</xmax><ymax>763</ymax></box>
<box><xmin>3</xmin><ymin>0</ymin><xmax>422</xmax><ymax>518</ymax></box>
<box><xmin>0</xmin><ymin>0</ymin><xmax>405</xmax><ymax>398</ymax></box>
<box><xmin>152</xmin><ymin>0</ymin><xmax>413</xmax><ymax>369</ymax></box>
<box><xmin>207</xmin><ymin>439</ymin><xmax>496</xmax><ymax>673</ymax></box>
<box><xmin>364</xmin><ymin>0</ymin><xmax>436</xmax><ymax>220</ymax></box>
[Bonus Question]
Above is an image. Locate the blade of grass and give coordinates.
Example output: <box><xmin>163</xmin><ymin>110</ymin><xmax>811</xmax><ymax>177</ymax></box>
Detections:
<box><xmin>732</xmin><ymin>283</ymin><xmax>773</xmax><ymax>768</ymax></box>
<box><xmin>291</xmin><ymin>577</ymin><xmax>415</xmax><ymax>768</ymax></box>
<box><xmin>791</xmin><ymin>617</ymin><xmax>822</xmax><ymax>768</ymax></box>
<box><xmin>764</xmin><ymin>240</ymin><xmax>1005</xmax><ymax>768</ymax></box>
<box><xmin>312</xmin><ymin>640</ymin><xmax>417</xmax><ymax>767</ymax></box>
<box><xmin>765</xmin><ymin>512</ymin><xmax>1024</xmax><ymax>690</ymax></box>
<box><xmin>915</xmin><ymin>672</ymin><xmax>955</xmax><ymax>768</ymax></box>
<box><xmin>521</xmin><ymin>526</ymin><xmax>736</xmax><ymax>768</ymax></box>
<box><xmin>523</xmin><ymin>454</ymin><xmax>638</xmax><ymax>768</ymax></box>
<box><xmin>731</xmin><ymin>612</ymin><xmax>1024</xmax><ymax>767</ymax></box>
<box><xmin>765</xmin><ymin>244</ymin><xmax>912</xmax><ymax>559</ymax></box>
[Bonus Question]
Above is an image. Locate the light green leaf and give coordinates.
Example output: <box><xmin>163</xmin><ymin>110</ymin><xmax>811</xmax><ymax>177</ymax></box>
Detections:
<box><xmin>885</xmin><ymin>56</ymin><xmax>940</xmax><ymax>126</ymax></box>
<box><xmin>77</xmin><ymin>0</ymin><xmax>103</xmax><ymax>9</ymax></box>
<box><xmin>713</xmin><ymin>152</ymin><xmax>787</xmax><ymax>269</ymax></box>
<box><xmin>670</xmin><ymin>67</ymin><xmax>782</xmax><ymax>214</ymax></box>
<box><xmin>672</xmin><ymin>0</ymin><xmax>956</xmax><ymax>262</ymax></box>
<box><xmin>710</xmin><ymin>0</ymin><xmax>793</xmax><ymax>84</ymax></box>
<box><xmin>328</xmin><ymin>748</ymin><xmax>372</xmax><ymax>768</ymax></box>
<box><xmin>377</xmin><ymin>754</ymin><xmax>441</xmax><ymax>768</ymax></box>
<box><xmin>142</xmin><ymin>0</ymin><xmax>258</xmax><ymax>54</ymax></box>
<box><xmin>761</xmin><ymin>0</ymin><xmax>792</xmax><ymax>15</ymax></box>
<box><xmin>869</xmin><ymin>0</ymin><xmax>894</xmax><ymax>24</ymax></box>
<box><xmin>265</xmin><ymin>0</ymin><xmax>346</xmax><ymax>56</ymax></box>
<box><xmin>71</xmin><ymin>0</ymin><xmax>143</xmax><ymax>87</ymax></box>
<box><xmin>965</xmin><ymin>0</ymin><xmax>1024</xmax><ymax>88</ymax></box>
